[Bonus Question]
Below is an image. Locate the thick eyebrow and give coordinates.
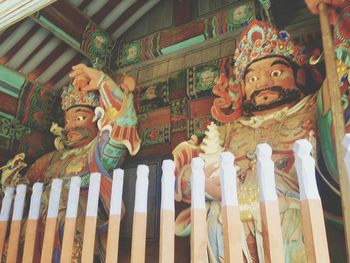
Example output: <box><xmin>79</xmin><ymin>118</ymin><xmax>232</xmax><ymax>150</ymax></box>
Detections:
<box><xmin>74</xmin><ymin>107</ymin><xmax>93</xmax><ymax>114</ymax></box>
<box><xmin>271</xmin><ymin>59</ymin><xmax>291</xmax><ymax>68</ymax></box>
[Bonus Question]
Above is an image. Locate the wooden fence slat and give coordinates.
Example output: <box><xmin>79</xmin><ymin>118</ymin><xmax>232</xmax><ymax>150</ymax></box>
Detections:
<box><xmin>81</xmin><ymin>172</ymin><xmax>101</xmax><ymax>263</ymax></box>
<box><xmin>131</xmin><ymin>165</ymin><xmax>149</xmax><ymax>263</ymax></box>
<box><xmin>22</xmin><ymin>182</ymin><xmax>43</xmax><ymax>263</ymax></box>
<box><xmin>6</xmin><ymin>184</ymin><xmax>27</xmax><ymax>263</ymax></box>
<box><xmin>190</xmin><ymin>157</ymin><xmax>207</xmax><ymax>263</ymax></box>
<box><xmin>256</xmin><ymin>144</ymin><xmax>284</xmax><ymax>263</ymax></box>
<box><xmin>61</xmin><ymin>176</ymin><xmax>81</xmax><ymax>262</ymax></box>
<box><xmin>219</xmin><ymin>152</ymin><xmax>243</xmax><ymax>263</ymax></box>
<box><xmin>105</xmin><ymin>169</ymin><xmax>124</xmax><ymax>263</ymax></box>
<box><xmin>294</xmin><ymin>139</ymin><xmax>330</xmax><ymax>263</ymax></box>
<box><xmin>159</xmin><ymin>160</ymin><xmax>175</xmax><ymax>263</ymax></box>
<box><xmin>0</xmin><ymin>187</ymin><xmax>14</xmax><ymax>258</ymax></box>
<box><xmin>40</xmin><ymin>179</ymin><xmax>62</xmax><ymax>263</ymax></box>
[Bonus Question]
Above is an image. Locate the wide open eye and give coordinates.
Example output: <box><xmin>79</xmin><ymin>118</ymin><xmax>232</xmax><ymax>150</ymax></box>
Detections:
<box><xmin>249</xmin><ymin>76</ymin><xmax>258</xmax><ymax>83</ymax></box>
<box><xmin>270</xmin><ymin>70</ymin><xmax>282</xmax><ymax>77</ymax></box>
<box><xmin>76</xmin><ymin>116</ymin><xmax>86</xmax><ymax>121</ymax></box>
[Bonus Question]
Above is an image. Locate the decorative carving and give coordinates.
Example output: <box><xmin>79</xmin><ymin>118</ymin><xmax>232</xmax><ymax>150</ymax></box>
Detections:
<box><xmin>171</xmin><ymin>98</ymin><xmax>188</xmax><ymax>132</ymax></box>
<box><xmin>141</xmin><ymin>125</ymin><xmax>170</xmax><ymax>146</ymax></box>
<box><xmin>81</xmin><ymin>20</ymin><xmax>115</xmax><ymax>70</ymax></box>
<box><xmin>0</xmin><ymin>116</ymin><xmax>30</xmax><ymax>141</ymax></box>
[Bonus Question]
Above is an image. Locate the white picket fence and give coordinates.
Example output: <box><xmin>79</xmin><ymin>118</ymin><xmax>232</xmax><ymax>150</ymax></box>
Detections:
<box><xmin>0</xmin><ymin>137</ymin><xmax>349</xmax><ymax>262</ymax></box>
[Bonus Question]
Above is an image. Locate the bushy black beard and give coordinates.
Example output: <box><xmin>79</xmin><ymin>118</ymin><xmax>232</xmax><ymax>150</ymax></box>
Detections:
<box><xmin>243</xmin><ymin>86</ymin><xmax>301</xmax><ymax>116</ymax></box>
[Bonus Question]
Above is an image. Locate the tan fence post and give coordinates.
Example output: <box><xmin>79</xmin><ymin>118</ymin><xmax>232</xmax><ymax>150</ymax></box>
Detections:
<box><xmin>6</xmin><ymin>184</ymin><xmax>27</xmax><ymax>263</ymax></box>
<box><xmin>190</xmin><ymin>157</ymin><xmax>207</xmax><ymax>263</ymax></box>
<box><xmin>40</xmin><ymin>179</ymin><xmax>62</xmax><ymax>263</ymax></box>
<box><xmin>131</xmin><ymin>165</ymin><xmax>149</xmax><ymax>263</ymax></box>
<box><xmin>219</xmin><ymin>152</ymin><xmax>243</xmax><ymax>263</ymax></box>
<box><xmin>159</xmin><ymin>160</ymin><xmax>175</xmax><ymax>263</ymax></box>
<box><xmin>22</xmin><ymin>182</ymin><xmax>43</xmax><ymax>263</ymax></box>
<box><xmin>256</xmin><ymin>144</ymin><xmax>284</xmax><ymax>263</ymax></box>
<box><xmin>106</xmin><ymin>169</ymin><xmax>124</xmax><ymax>263</ymax></box>
<box><xmin>81</xmin><ymin>172</ymin><xmax>101</xmax><ymax>263</ymax></box>
<box><xmin>61</xmin><ymin>176</ymin><xmax>81</xmax><ymax>262</ymax></box>
<box><xmin>0</xmin><ymin>187</ymin><xmax>14</xmax><ymax>258</ymax></box>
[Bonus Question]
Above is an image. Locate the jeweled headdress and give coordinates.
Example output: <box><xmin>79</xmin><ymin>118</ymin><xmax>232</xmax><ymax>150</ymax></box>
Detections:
<box><xmin>233</xmin><ymin>19</ymin><xmax>307</xmax><ymax>81</ymax></box>
<box><xmin>61</xmin><ymin>77</ymin><xmax>100</xmax><ymax>111</ymax></box>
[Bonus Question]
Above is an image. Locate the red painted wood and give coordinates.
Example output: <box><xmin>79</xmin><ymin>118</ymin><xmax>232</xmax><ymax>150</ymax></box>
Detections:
<box><xmin>0</xmin><ymin>93</ymin><xmax>18</xmax><ymax>115</ymax></box>
<box><xmin>174</xmin><ymin>0</ymin><xmax>193</xmax><ymax>26</ymax></box>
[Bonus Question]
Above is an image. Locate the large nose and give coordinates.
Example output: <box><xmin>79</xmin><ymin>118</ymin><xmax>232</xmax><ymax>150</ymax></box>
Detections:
<box><xmin>256</xmin><ymin>75</ymin><xmax>273</xmax><ymax>89</ymax></box>
<box><xmin>64</xmin><ymin>119</ymin><xmax>76</xmax><ymax>131</ymax></box>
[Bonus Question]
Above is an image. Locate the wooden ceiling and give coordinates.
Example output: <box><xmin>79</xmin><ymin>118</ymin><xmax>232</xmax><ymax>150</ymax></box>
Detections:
<box><xmin>0</xmin><ymin>0</ymin><xmax>161</xmax><ymax>92</ymax></box>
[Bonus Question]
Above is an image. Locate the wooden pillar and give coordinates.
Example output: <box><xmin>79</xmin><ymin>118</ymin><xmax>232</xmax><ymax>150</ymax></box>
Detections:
<box><xmin>294</xmin><ymin>139</ymin><xmax>330</xmax><ymax>263</ymax></box>
<box><xmin>319</xmin><ymin>3</ymin><xmax>350</xmax><ymax>259</ymax></box>
<box><xmin>256</xmin><ymin>144</ymin><xmax>284</xmax><ymax>263</ymax></box>
<box><xmin>22</xmin><ymin>182</ymin><xmax>43</xmax><ymax>263</ymax></box>
<box><xmin>219</xmin><ymin>152</ymin><xmax>243</xmax><ymax>263</ymax></box>
<box><xmin>40</xmin><ymin>179</ymin><xmax>62</xmax><ymax>263</ymax></box>
<box><xmin>159</xmin><ymin>160</ymin><xmax>175</xmax><ymax>263</ymax></box>
<box><xmin>60</xmin><ymin>176</ymin><xmax>81</xmax><ymax>262</ymax></box>
<box><xmin>81</xmin><ymin>173</ymin><xmax>101</xmax><ymax>263</ymax></box>
<box><xmin>6</xmin><ymin>184</ymin><xmax>27</xmax><ymax>263</ymax></box>
<box><xmin>190</xmin><ymin>157</ymin><xmax>207</xmax><ymax>263</ymax></box>
<box><xmin>106</xmin><ymin>169</ymin><xmax>124</xmax><ymax>263</ymax></box>
<box><xmin>130</xmin><ymin>165</ymin><xmax>149</xmax><ymax>263</ymax></box>
<box><xmin>0</xmin><ymin>187</ymin><xmax>14</xmax><ymax>259</ymax></box>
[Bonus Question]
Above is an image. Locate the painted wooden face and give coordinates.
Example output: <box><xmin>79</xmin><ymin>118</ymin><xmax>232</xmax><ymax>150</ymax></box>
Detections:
<box><xmin>64</xmin><ymin>106</ymin><xmax>98</xmax><ymax>148</ymax></box>
<box><xmin>242</xmin><ymin>56</ymin><xmax>303</xmax><ymax>115</ymax></box>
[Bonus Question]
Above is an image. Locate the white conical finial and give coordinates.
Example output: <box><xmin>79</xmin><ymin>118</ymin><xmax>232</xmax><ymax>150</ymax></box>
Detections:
<box><xmin>256</xmin><ymin>143</ymin><xmax>277</xmax><ymax>202</ymax></box>
<box><xmin>0</xmin><ymin>187</ymin><xmax>15</xmax><ymax>221</ymax></box>
<box><xmin>134</xmin><ymin>165</ymin><xmax>149</xmax><ymax>213</ymax></box>
<box><xmin>161</xmin><ymin>160</ymin><xmax>175</xmax><ymax>211</ymax></box>
<box><xmin>293</xmin><ymin>139</ymin><xmax>319</xmax><ymax>200</ymax></box>
<box><xmin>219</xmin><ymin>151</ymin><xmax>238</xmax><ymax>206</ymax></box>
<box><xmin>28</xmin><ymin>182</ymin><xmax>44</xmax><ymax>220</ymax></box>
<box><xmin>191</xmin><ymin>157</ymin><xmax>206</xmax><ymax>209</ymax></box>
<box><xmin>66</xmin><ymin>176</ymin><xmax>81</xmax><ymax>218</ymax></box>
<box><xmin>110</xmin><ymin>169</ymin><xmax>124</xmax><ymax>215</ymax></box>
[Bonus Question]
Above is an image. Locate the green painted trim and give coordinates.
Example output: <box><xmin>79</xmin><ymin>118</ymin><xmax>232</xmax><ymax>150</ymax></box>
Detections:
<box><xmin>35</xmin><ymin>16</ymin><xmax>80</xmax><ymax>49</ymax></box>
<box><xmin>160</xmin><ymin>35</ymin><xmax>206</xmax><ymax>55</ymax></box>
<box><xmin>0</xmin><ymin>111</ymin><xmax>14</xmax><ymax>119</ymax></box>
<box><xmin>0</xmin><ymin>66</ymin><xmax>25</xmax><ymax>98</ymax></box>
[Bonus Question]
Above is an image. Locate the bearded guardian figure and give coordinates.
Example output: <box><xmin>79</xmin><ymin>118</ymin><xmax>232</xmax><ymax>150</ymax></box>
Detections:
<box><xmin>1</xmin><ymin>64</ymin><xmax>141</xmax><ymax>262</ymax></box>
<box><xmin>173</xmin><ymin>18</ymin><xmax>349</xmax><ymax>263</ymax></box>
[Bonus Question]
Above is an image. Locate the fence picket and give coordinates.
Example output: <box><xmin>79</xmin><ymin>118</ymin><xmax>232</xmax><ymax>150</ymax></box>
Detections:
<box><xmin>294</xmin><ymin>139</ymin><xmax>330</xmax><ymax>263</ymax></box>
<box><xmin>0</xmin><ymin>187</ymin><xmax>14</xmax><ymax>258</ymax></box>
<box><xmin>131</xmin><ymin>165</ymin><xmax>149</xmax><ymax>263</ymax></box>
<box><xmin>256</xmin><ymin>143</ymin><xmax>284</xmax><ymax>263</ymax></box>
<box><xmin>159</xmin><ymin>160</ymin><xmax>175</xmax><ymax>263</ymax></box>
<box><xmin>219</xmin><ymin>152</ymin><xmax>243</xmax><ymax>263</ymax></box>
<box><xmin>61</xmin><ymin>176</ymin><xmax>81</xmax><ymax>262</ymax></box>
<box><xmin>106</xmin><ymin>169</ymin><xmax>124</xmax><ymax>263</ymax></box>
<box><xmin>22</xmin><ymin>182</ymin><xmax>43</xmax><ymax>263</ymax></box>
<box><xmin>40</xmin><ymin>179</ymin><xmax>62</xmax><ymax>263</ymax></box>
<box><xmin>6</xmin><ymin>184</ymin><xmax>27</xmax><ymax>263</ymax></box>
<box><xmin>81</xmin><ymin>172</ymin><xmax>101</xmax><ymax>263</ymax></box>
<box><xmin>190</xmin><ymin>157</ymin><xmax>207</xmax><ymax>263</ymax></box>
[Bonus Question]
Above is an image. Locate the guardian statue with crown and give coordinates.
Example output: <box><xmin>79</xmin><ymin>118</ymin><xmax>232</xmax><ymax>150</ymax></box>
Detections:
<box><xmin>1</xmin><ymin>64</ymin><xmax>141</xmax><ymax>262</ymax></box>
<box><xmin>173</xmin><ymin>17</ymin><xmax>349</xmax><ymax>262</ymax></box>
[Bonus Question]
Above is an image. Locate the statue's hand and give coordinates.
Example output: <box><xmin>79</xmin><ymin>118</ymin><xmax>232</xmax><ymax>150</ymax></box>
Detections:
<box><xmin>304</xmin><ymin>0</ymin><xmax>341</xmax><ymax>24</ymax></box>
<box><xmin>69</xmin><ymin>64</ymin><xmax>104</xmax><ymax>91</ymax></box>
<box><xmin>204</xmin><ymin>163</ymin><xmax>222</xmax><ymax>200</ymax></box>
